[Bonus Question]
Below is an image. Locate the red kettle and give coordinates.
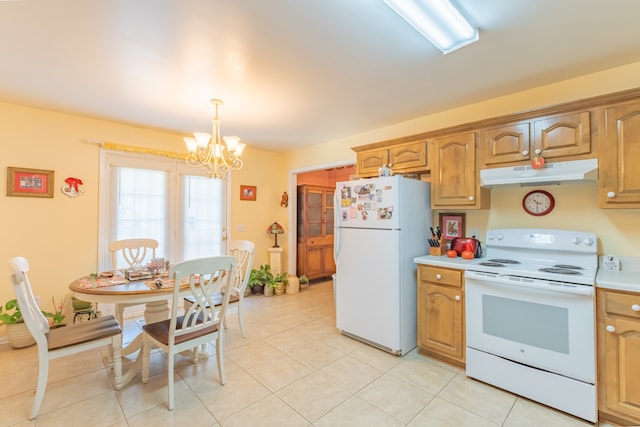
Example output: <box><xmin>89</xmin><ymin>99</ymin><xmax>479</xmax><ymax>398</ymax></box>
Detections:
<box><xmin>450</xmin><ymin>237</ymin><xmax>482</xmax><ymax>258</ymax></box>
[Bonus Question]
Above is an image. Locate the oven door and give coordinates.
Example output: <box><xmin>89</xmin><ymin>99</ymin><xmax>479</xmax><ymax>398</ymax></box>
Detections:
<box><xmin>465</xmin><ymin>271</ymin><xmax>595</xmax><ymax>383</ymax></box>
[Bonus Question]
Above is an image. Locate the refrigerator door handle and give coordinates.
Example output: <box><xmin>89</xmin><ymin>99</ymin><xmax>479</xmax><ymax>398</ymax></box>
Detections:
<box><xmin>334</xmin><ymin>189</ymin><xmax>340</xmax><ymax>264</ymax></box>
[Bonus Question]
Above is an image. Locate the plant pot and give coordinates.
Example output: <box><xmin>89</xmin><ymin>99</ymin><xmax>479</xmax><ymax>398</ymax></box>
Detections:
<box><xmin>274</xmin><ymin>282</ymin><xmax>285</xmax><ymax>296</ymax></box>
<box><xmin>264</xmin><ymin>285</ymin><xmax>274</xmax><ymax>297</ymax></box>
<box><xmin>251</xmin><ymin>284</ymin><xmax>264</xmax><ymax>295</ymax></box>
<box><xmin>6</xmin><ymin>322</ymin><xmax>36</xmax><ymax>349</ymax></box>
<box><xmin>286</xmin><ymin>275</ymin><xmax>299</xmax><ymax>294</ymax></box>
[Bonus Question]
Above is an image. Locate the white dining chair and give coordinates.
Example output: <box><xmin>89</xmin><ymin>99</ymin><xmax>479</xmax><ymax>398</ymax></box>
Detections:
<box><xmin>8</xmin><ymin>256</ymin><xmax>123</xmax><ymax>419</ymax></box>
<box><xmin>141</xmin><ymin>256</ymin><xmax>236</xmax><ymax>410</ymax></box>
<box><xmin>109</xmin><ymin>238</ymin><xmax>159</xmax><ymax>325</ymax></box>
<box><xmin>184</xmin><ymin>240</ymin><xmax>255</xmax><ymax>338</ymax></box>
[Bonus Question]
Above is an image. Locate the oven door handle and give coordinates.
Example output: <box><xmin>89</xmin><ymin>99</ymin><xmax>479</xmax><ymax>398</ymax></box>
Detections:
<box><xmin>465</xmin><ymin>272</ymin><xmax>594</xmax><ymax>296</ymax></box>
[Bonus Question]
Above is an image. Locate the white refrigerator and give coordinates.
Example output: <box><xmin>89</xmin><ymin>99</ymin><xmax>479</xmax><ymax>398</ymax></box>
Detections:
<box><xmin>334</xmin><ymin>175</ymin><xmax>431</xmax><ymax>355</ymax></box>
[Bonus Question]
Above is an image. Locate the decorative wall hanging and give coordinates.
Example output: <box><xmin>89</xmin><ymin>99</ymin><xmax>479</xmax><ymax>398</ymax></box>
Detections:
<box><xmin>280</xmin><ymin>191</ymin><xmax>288</xmax><ymax>207</ymax></box>
<box><xmin>240</xmin><ymin>185</ymin><xmax>257</xmax><ymax>201</ymax></box>
<box><xmin>61</xmin><ymin>177</ymin><xmax>85</xmax><ymax>198</ymax></box>
<box><xmin>6</xmin><ymin>167</ymin><xmax>55</xmax><ymax>198</ymax></box>
<box><xmin>439</xmin><ymin>212</ymin><xmax>465</xmax><ymax>242</ymax></box>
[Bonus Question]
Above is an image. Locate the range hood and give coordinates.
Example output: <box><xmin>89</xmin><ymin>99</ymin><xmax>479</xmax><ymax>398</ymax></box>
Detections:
<box><xmin>480</xmin><ymin>158</ymin><xmax>598</xmax><ymax>187</ymax></box>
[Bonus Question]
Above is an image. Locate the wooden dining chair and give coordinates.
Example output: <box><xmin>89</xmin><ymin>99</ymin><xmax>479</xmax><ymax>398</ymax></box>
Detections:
<box><xmin>141</xmin><ymin>256</ymin><xmax>236</xmax><ymax>410</ymax></box>
<box><xmin>183</xmin><ymin>240</ymin><xmax>255</xmax><ymax>338</ymax></box>
<box><xmin>8</xmin><ymin>256</ymin><xmax>123</xmax><ymax>419</ymax></box>
<box><xmin>108</xmin><ymin>238</ymin><xmax>159</xmax><ymax>325</ymax></box>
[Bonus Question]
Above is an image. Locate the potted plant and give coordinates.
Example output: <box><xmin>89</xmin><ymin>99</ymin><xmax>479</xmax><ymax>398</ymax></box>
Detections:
<box><xmin>44</xmin><ymin>296</ymin><xmax>67</xmax><ymax>328</ymax></box>
<box><xmin>273</xmin><ymin>272</ymin><xmax>288</xmax><ymax>296</ymax></box>
<box><xmin>299</xmin><ymin>275</ymin><xmax>310</xmax><ymax>290</ymax></box>
<box><xmin>0</xmin><ymin>299</ymin><xmax>35</xmax><ymax>348</ymax></box>
<box><xmin>248</xmin><ymin>264</ymin><xmax>273</xmax><ymax>295</ymax></box>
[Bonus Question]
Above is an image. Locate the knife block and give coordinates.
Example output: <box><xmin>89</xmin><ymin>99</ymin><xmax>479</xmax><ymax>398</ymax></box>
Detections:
<box><xmin>429</xmin><ymin>239</ymin><xmax>446</xmax><ymax>256</ymax></box>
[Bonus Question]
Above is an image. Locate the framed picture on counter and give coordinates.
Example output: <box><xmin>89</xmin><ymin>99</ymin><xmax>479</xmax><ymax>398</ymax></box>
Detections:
<box><xmin>240</xmin><ymin>185</ymin><xmax>257</xmax><ymax>201</ymax></box>
<box><xmin>6</xmin><ymin>167</ymin><xmax>55</xmax><ymax>198</ymax></box>
<box><xmin>440</xmin><ymin>213</ymin><xmax>465</xmax><ymax>241</ymax></box>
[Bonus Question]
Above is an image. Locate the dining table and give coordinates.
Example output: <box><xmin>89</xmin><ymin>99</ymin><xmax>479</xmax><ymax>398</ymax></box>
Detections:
<box><xmin>68</xmin><ymin>272</ymin><xmax>199</xmax><ymax>389</ymax></box>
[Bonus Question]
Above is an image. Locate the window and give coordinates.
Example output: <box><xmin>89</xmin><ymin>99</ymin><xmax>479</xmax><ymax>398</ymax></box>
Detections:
<box><xmin>98</xmin><ymin>150</ymin><xmax>228</xmax><ymax>272</ymax></box>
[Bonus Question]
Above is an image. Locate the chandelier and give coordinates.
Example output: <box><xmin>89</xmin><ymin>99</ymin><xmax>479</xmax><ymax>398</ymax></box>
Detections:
<box><xmin>183</xmin><ymin>99</ymin><xmax>246</xmax><ymax>179</ymax></box>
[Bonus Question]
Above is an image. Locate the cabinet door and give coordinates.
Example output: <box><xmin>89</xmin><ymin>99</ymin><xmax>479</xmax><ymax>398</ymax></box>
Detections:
<box><xmin>602</xmin><ymin>316</ymin><xmax>640</xmax><ymax>422</ymax></box>
<box><xmin>601</xmin><ymin>100</ymin><xmax>640</xmax><ymax>207</ymax></box>
<box><xmin>431</xmin><ymin>132</ymin><xmax>479</xmax><ymax>208</ymax></box>
<box><xmin>417</xmin><ymin>281</ymin><xmax>464</xmax><ymax>363</ymax></box>
<box><xmin>324</xmin><ymin>191</ymin><xmax>334</xmax><ymax>237</ymax></box>
<box><xmin>532</xmin><ymin>111</ymin><xmax>591</xmax><ymax>158</ymax></box>
<box><xmin>389</xmin><ymin>141</ymin><xmax>428</xmax><ymax>172</ymax></box>
<box><xmin>356</xmin><ymin>148</ymin><xmax>389</xmax><ymax>177</ymax></box>
<box><xmin>481</xmin><ymin>122</ymin><xmax>530</xmax><ymax>166</ymax></box>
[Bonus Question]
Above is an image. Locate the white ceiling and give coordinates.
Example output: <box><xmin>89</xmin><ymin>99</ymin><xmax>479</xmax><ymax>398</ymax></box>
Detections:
<box><xmin>2</xmin><ymin>0</ymin><xmax>640</xmax><ymax>152</ymax></box>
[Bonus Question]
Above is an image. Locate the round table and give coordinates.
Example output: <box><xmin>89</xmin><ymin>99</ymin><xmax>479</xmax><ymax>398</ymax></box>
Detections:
<box><xmin>68</xmin><ymin>275</ymin><xmax>195</xmax><ymax>388</ymax></box>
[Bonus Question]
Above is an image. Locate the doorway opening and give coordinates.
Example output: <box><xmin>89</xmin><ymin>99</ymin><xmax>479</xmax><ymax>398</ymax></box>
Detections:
<box><xmin>287</xmin><ymin>162</ymin><xmax>355</xmax><ymax>278</ymax></box>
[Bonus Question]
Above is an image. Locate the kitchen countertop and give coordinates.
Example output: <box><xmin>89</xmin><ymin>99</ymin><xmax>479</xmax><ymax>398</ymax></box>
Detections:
<box><xmin>596</xmin><ymin>256</ymin><xmax>640</xmax><ymax>293</ymax></box>
<box><xmin>413</xmin><ymin>254</ymin><xmax>481</xmax><ymax>270</ymax></box>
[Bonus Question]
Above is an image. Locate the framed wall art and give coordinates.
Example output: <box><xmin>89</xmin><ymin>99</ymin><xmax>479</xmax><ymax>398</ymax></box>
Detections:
<box><xmin>439</xmin><ymin>212</ymin><xmax>465</xmax><ymax>241</ymax></box>
<box><xmin>240</xmin><ymin>185</ymin><xmax>257</xmax><ymax>201</ymax></box>
<box><xmin>6</xmin><ymin>167</ymin><xmax>55</xmax><ymax>198</ymax></box>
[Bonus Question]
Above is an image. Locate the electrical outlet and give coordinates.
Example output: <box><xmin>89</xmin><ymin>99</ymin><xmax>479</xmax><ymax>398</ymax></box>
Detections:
<box><xmin>603</xmin><ymin>255</ymin><xmax>620</xmax><ymax>271</ymax></box>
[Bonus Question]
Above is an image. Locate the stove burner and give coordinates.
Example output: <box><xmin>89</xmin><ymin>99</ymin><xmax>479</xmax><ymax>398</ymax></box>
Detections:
<box><xmin>553</xmin><ymin>264</ymin><xmax>583</xmax><ymax>270</ymax></box>
<box><xmin>488</xmin><ymin>259</ymin><xmax>521</xmax><ymax>264</ymax></box>
<box><xmin>539</xmin><ymin>267</ymin><xmax>583</xmax><ymax>275</ymax></box>
<box><xmin>479</xmin><ymin>262</ymin><xmax>507</xmax><ymax>267</ymax></box>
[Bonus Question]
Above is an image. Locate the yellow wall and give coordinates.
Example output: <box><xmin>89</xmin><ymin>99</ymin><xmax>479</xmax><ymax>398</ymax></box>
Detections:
<box><xmin>0</xmin><ymin>102</ymin><xmax>286</xmax><ymax>335</ymax></box>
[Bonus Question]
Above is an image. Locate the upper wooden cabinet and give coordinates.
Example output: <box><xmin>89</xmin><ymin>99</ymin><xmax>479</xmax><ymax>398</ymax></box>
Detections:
<box><xmin>480</xmin><ymin>111</ymin><xmax>592</xmax><ymax>167</ymax></box>
<box><xmin>480</xmin><ymin>122</ymin><xmax>531</xmax><ymax>166</ymax></box>
<box><xmin>431</xmin><ymin>132</ymin><xmax>489</xmax><ymax>209</ymax></box>
<box><xmin>355</xmin><ymin>140</ymin><xmax>428</xmax><ymax>177</ymax></box>
<box><xmin>600</xmin><ymin>99</ymin><xmax>640</xmax><ymax>208</ymax></box>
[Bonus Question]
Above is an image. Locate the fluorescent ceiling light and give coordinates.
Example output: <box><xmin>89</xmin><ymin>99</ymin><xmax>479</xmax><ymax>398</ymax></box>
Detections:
<box><xmin>382</xmin><ymin>0</ymin><xmax>479</xmax><ymax>54</ymax></box>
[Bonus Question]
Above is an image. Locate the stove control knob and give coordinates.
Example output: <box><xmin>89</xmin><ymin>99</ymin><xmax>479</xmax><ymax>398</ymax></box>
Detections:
<box><xmin>496</xmin><ymin>233</ymin><xmax>504</xmax><ymax>240</ymax></box>
<box><xmin>571</xmin><ymin>237</ymin><xmax>581</xmax><ymax>245</ymax></box>
<box><xmin>583</xmin><ymin>237</ymin><xmax>594</xmax><ymax>246</ymax></box>
<box><xmin>606</xmin><ymin>325</ymin><xmax>616</xmax><ymax>333</ymax></box>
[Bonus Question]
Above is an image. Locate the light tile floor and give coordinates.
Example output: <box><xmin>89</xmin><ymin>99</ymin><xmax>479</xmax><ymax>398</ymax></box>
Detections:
<box><xmin>0</xmin><ymin>280</ymin><xmax>620</xmax><ymax>426</ymax></box>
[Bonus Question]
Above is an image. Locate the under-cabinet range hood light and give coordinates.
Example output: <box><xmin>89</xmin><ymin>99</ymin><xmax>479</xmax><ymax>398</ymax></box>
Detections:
<box><xmin>480</xmin><ymin>159</ymin><xmax>598</xmax><ymax>187</ymax></box>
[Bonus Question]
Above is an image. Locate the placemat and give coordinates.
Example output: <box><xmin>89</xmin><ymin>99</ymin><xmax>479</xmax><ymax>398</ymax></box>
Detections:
<box><xmin>78</xmin><ymin>275</ymin><xmax>129</xmax><ymax>289</ymax></box>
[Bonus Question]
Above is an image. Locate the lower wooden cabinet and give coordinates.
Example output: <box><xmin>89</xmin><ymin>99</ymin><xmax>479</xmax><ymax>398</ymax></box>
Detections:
<box><xmin>417</xmin><ymin>265</ymin><xmax>465</xmax><ymax>367</ymax></box>
<box><xmin>597</xmin><ymin>288</ymin><xmax>640</xmax><ymax>425</ymax></box>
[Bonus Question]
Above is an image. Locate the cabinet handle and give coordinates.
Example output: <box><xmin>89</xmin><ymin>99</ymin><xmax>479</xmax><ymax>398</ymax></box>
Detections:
<box><xmin>455</xmin><ymin>295</ymin><xmax>461</xmax><ymax>301</ymax></box>
<box><xmin>632</xmin><ymin>304</ymin><xmax>640</xmax><ymax>312</ymax></box>
<box><xmin>435</xmin><ymin>274</ymin><xmax>442</xmax><ymax>280</ymax></box>
<box><xmin>534</xmin><ymin>148</ymin><xmax>542</xmax><ymax>155</ymax></box>
<box><xmin>522</xmin><ymin>150</ymin><xmax>529</xmax><ymax>156</ymax></box>
<box><xmin>607</xmin><ymin>191</ymin><xmax>616</xmax><ymax>198</ymax></box>
<box><xmin>606</xmin><ymin>325</ymin><xmax>616</xmax><ymax>333</ymax></box>
<box><xmin>468</xmin><ymin>196</ymin><xmax>474</xmax><ymax>201</ymax></box>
